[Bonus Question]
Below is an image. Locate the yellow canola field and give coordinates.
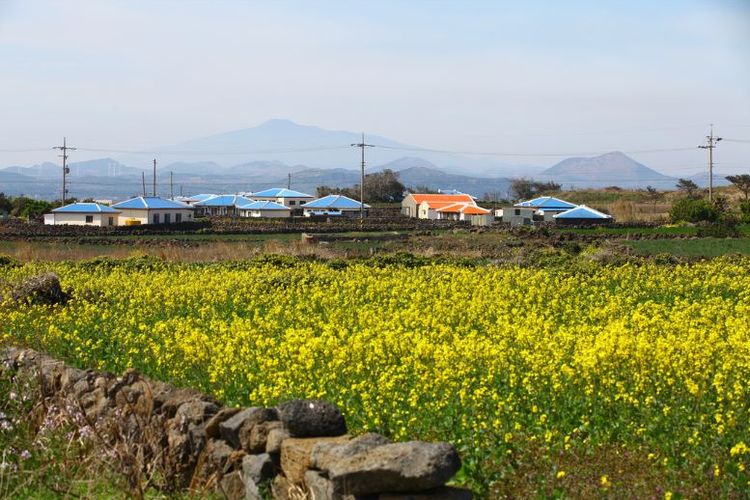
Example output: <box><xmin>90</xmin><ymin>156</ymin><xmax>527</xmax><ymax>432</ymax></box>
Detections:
<box><xmin>1</xmin><ymin>257</ymin><xmax>749</xmax><ymax>492</ymax></box>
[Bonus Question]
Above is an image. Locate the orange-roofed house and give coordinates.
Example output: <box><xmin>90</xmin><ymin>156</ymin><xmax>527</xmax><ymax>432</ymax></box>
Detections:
<box><xmin>401</xmin><ymin>193</ymin><xmax>477</xmax><ymax>219</ymax></box>
<box><xmin>434</xmin><ymin>202</ymin><xmax>492</xmax><ymax>221</ymax></box>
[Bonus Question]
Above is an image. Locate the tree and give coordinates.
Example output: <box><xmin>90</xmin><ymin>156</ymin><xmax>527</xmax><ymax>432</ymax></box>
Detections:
<box><xmin>669</xmin><ymin>198</ymin><xmax>719</xmax><ymax>223</ymax></box>
<box><xmin>315</xmin><ymin>170</ymin><xmax>406</xmax><ymax>203</ymax></box>
<box><xmin>363</xmin><ymin>169</ymin><xmax>405</xmax><ymax>202</ymax></box>
<box><xmin>645</xmin><ymin>186</ymin><xmax>661</xmax><ymax>205</ymax></box>
<box><xmin>726</xmin><ymin>174</ymin><xmax>750</xmax><ymax>201</ymax></box>
<box><xmin>510</xmin><ymin>178</ymin><xmax>561</xmax><ymax>201</ymax></box>
<box><xmin>675</xmin><ymin>178</ymin><xmax>700</xmax><ymax>198</ymax></box>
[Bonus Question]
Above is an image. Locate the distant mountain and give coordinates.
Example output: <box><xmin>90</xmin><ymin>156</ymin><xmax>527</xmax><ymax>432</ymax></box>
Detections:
<box><xmin>397</xmin><ymin>166</ymin><xmax>511</xmax><ymax>197</ymax></box>
<box><xmin>539</xmin><ymin>151</ymin><xmax>675</xmax><ymax>188</ymax></box>
<box><xmin>687</xmin><ymin>171</ymin><xmax>732</xmax><ymax>188</ymax></box>
<box><xmin>2</xmin><ymin>158</ymin><xmax>139</xmax><ymax>179</ymax></box>
<box><xmin>119</xmin><ymin>119</ymin><xmax>520</xmax><ymax>176</ymax></box>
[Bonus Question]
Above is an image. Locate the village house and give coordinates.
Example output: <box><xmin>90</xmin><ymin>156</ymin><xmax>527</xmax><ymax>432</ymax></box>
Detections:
<box><xmin>553</xmin><ymin>205</ymin><xmax>613</xmax><ymax>225</ymax></box>
<box><xmin>111</xmin><ymin>196</ymin><xmax>194</xmax><ymax>225</ymax></box>
<box><xmin>302</xmin><ymin>195</ymin><xmax>369</xmax><ymax>217</ymax></box>
<box><xmin>401</xmin><ymin>193</ymin><xmax>476</xmax><ymax>219</ymax></box>
<box><xmin>178</xmin><ymin>194</ymin><xmax>217</xmax><ymax>206</ymax></box>
<box><xmin>499</xmin><ymin>206</ymin><xmax>536</xmax><ymax>226</ymax></box>
<box><xmin>249</xmin><ymin>188</ymin><xmax>314</xmax><ymax>209</ymax></box>
<box><xmin>43</xmin><ymin>202</ymin><xmax>120</xmax><ymax>226</ymax></box>
<box><xmin>434</xmin><ymin>202</ymin><xmax>492</xmax><ymax>221</ymax></box>
<box><xmin>236</xmin><ymin>200</ymin><xmax>292</xmax><ymax>218</ymax></box>
<box><xmin>515</xmin><ymin>196</ymin><xmax>577</xmax><ymax>221</ymax></box>
<box><xmin>192</xmin><ymin>194</ymin><xmax>254</xmax><ymax>217</ymax></box>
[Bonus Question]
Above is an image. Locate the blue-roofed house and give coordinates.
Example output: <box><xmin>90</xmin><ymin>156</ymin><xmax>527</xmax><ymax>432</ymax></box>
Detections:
<box><xmin>43</xmin><ymin>202</ymin><xmax>121</xmax><ymax>226</ymax></box>
<box><xmin>512</xmin><ymin>196</ymin><xmax>578</xmax><ymax>222</ymax></box>
<box><xmin>192</xmin><ymin>194</ymin><xmax>255</xmax><ymax>217</ymax></box>
<box><xmin>237</xmin><ymin>200</ymin><xmax>292</xmax><ymax>218</ymax></box>
<box><xmin>302</xmin><ymin>195</ymin><xmax>370</xmax><ymax>217</ymax></box>
<box><xmin>111</xmin><ymin>196</ymin><xmax>194</xmax><ymax>225</ymax></box>
<box><xmin>553</xmin><ymin>205</ymin><xmax>613</xmax><ymax>225</ymax></box>
<box><xmin>179</xmin><ymin>193</ymin><xmax>217</xmax><ymax>206</ymax></box>
<box><xmin>249</xmin><ymin>188</ymin><xmax>314</xmax><ymax>209</ymax></box>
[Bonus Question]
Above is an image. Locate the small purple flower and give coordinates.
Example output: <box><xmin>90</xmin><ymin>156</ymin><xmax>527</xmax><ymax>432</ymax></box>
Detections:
<box><xmin>20</xmin><ymin>450</ymin><xmax>31</xmax><ymax>460</ymax></box>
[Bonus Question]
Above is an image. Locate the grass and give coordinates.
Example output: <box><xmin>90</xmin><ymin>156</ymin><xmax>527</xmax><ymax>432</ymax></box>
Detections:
<box><xmin>624</xmin><ymin>238</ymin><xmax>750</xmax><ymax>257</ymax></box>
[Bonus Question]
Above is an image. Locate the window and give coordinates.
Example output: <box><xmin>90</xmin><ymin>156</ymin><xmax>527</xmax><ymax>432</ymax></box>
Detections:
<box><xmin>514</xmin><ymin>209</ymin><xmax>520</xmax><ymax>216</ymax></box>
<box><xmin>288</xmin><ymin>200</ymin><xmax>295</xmax><ymax>206</ymax></box>
<box><xmin>176</xmin><ymin>213</ymin><xmax>182</xmax><ymax>223</ymax></box>
<box><xmin>153</xmin><ymin>213</ymin><xmax>160</xmax><ymax>224</ymax></box>
<box><xmin>164</xmin><ymin>213</ymin><xmax>171</xmax><ymax>224</ymax></box>
<box><xmin>85</xmin><ymin>215</ymin><xmax>93</xmax><ymax>223</ymax></box>
<box><xmin>108</xmin><ymin>217</ymin><xmax>114</xmax><ymax>226</ymax></box>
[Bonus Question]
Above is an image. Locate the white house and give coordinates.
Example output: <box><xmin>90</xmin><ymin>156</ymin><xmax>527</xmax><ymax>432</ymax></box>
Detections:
<box><xmin>192</xmin><ymin>194</ymin><xmax>255</xmax><ymax>217</ymax></box>
<box><xmin>111</xmin><ymin>196</ymin><xmax>194</xmax><ymax>225</ymax></box>
<box><xmin>249</xmin><ymin>188</ymin><xmax>314</xmax><ymax>209</ymax></box>
<box><xmin>237</xmin><ymin>200</ymin><xmax>292</xmax><ymax>218</ymax></box>
<box><xmin>43</xmin><ymin>202</ymin><xmax>120</xmax><ymax>226</ymax></box>
<box><xmin>302</xmin><ymin>195</ymin><xmax>369</xmax><ymax>217</ymax></box>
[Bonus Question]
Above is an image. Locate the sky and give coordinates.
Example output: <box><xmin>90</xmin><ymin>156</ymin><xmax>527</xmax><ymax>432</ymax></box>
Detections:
<box><xmin>1</xmin><ymin>0</ymin><xmax>749</xmax><ymax>175</ymax></box>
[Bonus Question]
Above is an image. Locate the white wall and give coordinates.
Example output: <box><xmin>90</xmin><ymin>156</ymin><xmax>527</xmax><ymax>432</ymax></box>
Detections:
<box><xmin>240</xmin><ymin>209</ymin><xmax>290</xmax><ymax>218</ymax></box>
<box><xmin>117</xmin><ymin>208</ymin><xmax>194</xmax><ymax>225</ymax></box>
<box><xmin>44</xmin><ymin>213</ymin><xmax>119</xmax><ymax>226</ymax></box>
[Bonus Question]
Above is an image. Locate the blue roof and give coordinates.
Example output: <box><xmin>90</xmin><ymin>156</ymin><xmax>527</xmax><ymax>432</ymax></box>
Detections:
<box><xmin>187</xmin><ymin>193</ymin><xmax>217</xmax><ymax>203</ymax></box>
<box><xmin>554</xmin><ymin>205</ymin><xmax>612</xmax><ymax>219</ymax></box>
<box><xmin>112</xmin><ymin>196</ymin><xmax>192</xmax><ymax>210</ymax></box>
<box><xmin>516</xmin><ymin>196</ymin><xmax>577</xmax><ymax>210</ymax></box>
<box><xmin>303</xmin><ymin>195</ymin><xmax>370</xmax><ymax>210</ymax></box>
<box><xmin>193</xmin><ymin>194</ymin><xmax>254</xmax><ymax>207</ymax></box>
<box><xmin>251</xmin><ymin>188</ymin><xmax>314</xmax><ymax>198</ymax></box>
<box><xmin>52</xmin><ymin>202</ymin><xmax>120</xmax><ymax>213</ymax></box>
<box><xmin>237</xmin><ymin>200</ymin><xmax>291</xmax><ymax>210</ymax></box>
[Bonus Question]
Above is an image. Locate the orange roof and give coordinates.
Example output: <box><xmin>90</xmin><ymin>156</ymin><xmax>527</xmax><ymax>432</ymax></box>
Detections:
<box><xmin>410</xmin><ymin>193</ymin><xmax>475</xmax><ymax>205</ymax></box>
<box><xmin>436</xmin><ymin>202</ymin><xmax>491</xmax><ymax>214</ymax></box>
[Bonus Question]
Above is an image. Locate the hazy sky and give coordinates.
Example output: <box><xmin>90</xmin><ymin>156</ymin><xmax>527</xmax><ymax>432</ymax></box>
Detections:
<box><xmin>1</xmin><ymin>0</ymin><xmax>749</xmax><ymax>174</ymax></box>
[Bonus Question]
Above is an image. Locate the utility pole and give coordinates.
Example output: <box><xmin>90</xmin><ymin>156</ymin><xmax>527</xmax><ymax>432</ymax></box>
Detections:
<box><xmin>699</xmin><ymin>124</ymin><xmax>722</xmax><ymax>202</ymax></box>
<box><xmin>287</xmin><ymin>173</ymin><xmax>291</xmax><ymax>190</ymax></box>
<box><xmin>53</xmin><ymin>137</ymin><xmax>76</xmax><ymax>205</ymax></box>
<box><xmin>350</xmin><ymin>133</ymin><xmax>374</xmax><ymax>221</ymax></box>
<box><xmin>170</xmin><ymin>171</ymin><xmax>174</xmax><ymax>199</ymax></box>
<box><xmin>152</xmin><ymin>159</ymin><xmax>157</xmax><ymax>197</ymax></box>
<box><xmin>142</xmin><ymin>172</ymin><xmax>146</xmax><ymax>197</ymax></box>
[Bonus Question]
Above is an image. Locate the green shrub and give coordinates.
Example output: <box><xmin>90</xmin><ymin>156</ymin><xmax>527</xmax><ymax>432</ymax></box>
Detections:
<box><xmin>740</xmin><ymin>201</ymin><xmax>750</xmax><ymax>224</ymax></box>
<box><xmin>669</xmin><ymin>198</ymin><xmax>719</xmax><ymax>223</ymax></box>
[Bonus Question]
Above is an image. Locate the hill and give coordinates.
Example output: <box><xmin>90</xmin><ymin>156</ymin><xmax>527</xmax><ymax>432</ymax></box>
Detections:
<box><xmin>539</xmin><ymin>151</ymin><xmax>675</xmax><ymax>188</ymax></box>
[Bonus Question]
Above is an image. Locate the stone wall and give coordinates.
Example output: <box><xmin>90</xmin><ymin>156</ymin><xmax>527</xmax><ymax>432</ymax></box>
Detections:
<box><xmin>0</xmin><ymin>347</ymin><xmax>473</xmax><ymax>499</ymax></box>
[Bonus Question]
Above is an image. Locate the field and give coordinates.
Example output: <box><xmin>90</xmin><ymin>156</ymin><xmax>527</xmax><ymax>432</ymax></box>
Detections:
<box><xmin>2</xmin><ymin>256</ymin><xmax>749</xmax><ymax>497</ymax></box>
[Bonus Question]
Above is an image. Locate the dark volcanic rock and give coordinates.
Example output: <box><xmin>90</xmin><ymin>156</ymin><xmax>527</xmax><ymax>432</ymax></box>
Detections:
<box><xmin>278</xmin><ymin>399</ymin><xmax>347</xmax><ymax>437</ymax></box>
<box><xmin>11</xmin><ymin>272</ymin><xmax>69</xmax><ymax>306</ymax></box>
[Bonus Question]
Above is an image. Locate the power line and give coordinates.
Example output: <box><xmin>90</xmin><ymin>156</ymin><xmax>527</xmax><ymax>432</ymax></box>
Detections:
<box><xmin>374</xmin><ymin>144</ymin><xmax>697</xmax><ymax>157</ymax></box>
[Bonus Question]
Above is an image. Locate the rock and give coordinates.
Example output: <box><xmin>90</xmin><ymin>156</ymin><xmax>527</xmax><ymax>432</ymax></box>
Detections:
<box><xmin>305</xmin><ymin>470</ymin><xmax>336</xmax><ymax>500</ymax></box>
<box><xmin>278</xmin><ymin>399</ymin><xmax>347</xmax><ymax>437</ymax></box>
<box><xmin>249</xmin><ymin>420</ymin><xmax>283</xmax><ymax>453</ymax></box>
<box><xmin>245</xmin><ymin>478</ymin><xmax>262</xmax><ymax>500</ymax></box>
<box><xmin>242</xmin><ymin>453</ymin><xmax>274</xmax><ymax>485</ymax></box>
<box><xmin>272</xmin><ymin>474</ymin><xmax>295</xmax><ymax>500</ymax></box>
<box><xmin>219</xmin><ymin>470</ymin><xmax>245</xmax><ymax>500</ymax></box>
<box><xmin>219</xmin><ymin>407</ymin><xmax>279</xmax><ymax>449</ymax></box>
<box><xmin>312</xmin><ymin>433</ymin><xmax>392</xmax><ymax>470</ymax></box>
<box><xmin>281</xmin><ymin>436</ymin><xmax>351</xmax><ymax>485</ymax></box>
<box><xmin>378</xmin><ymin>487</ymin><xmax>473</xmax><ymax>500</ymax></box>
<box><xmin>324</xmin><ymin>442</ymin><xmax>461</xmax><ymax>495</ymax></box>
<box><xmin>174</xmin><ymin>400</ymin><xmax>220</xmax><ymax>425</ymax></box>
<box><xmin>158</xmin><ymin>387</ymin><xmax>214</xmax><ymax>418</ymax></box>
<box><xmin>305</xmin><ymin>470</ymin><xmax>375</xmax><ymax>500</ymax></box>
<box><xmin>205</xmin><ymin>407</ymin><xmax>242</xmax><ymax>439</ymax></box>
<box><xmin>266</xmin><ymin>427</ymin><xmax>291</xmax><ymax>454</ymax></box>
<box><xmin>11</xmin><ymin>272</ymin><xmax>69</xmax><ymax>306</ymax></box>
